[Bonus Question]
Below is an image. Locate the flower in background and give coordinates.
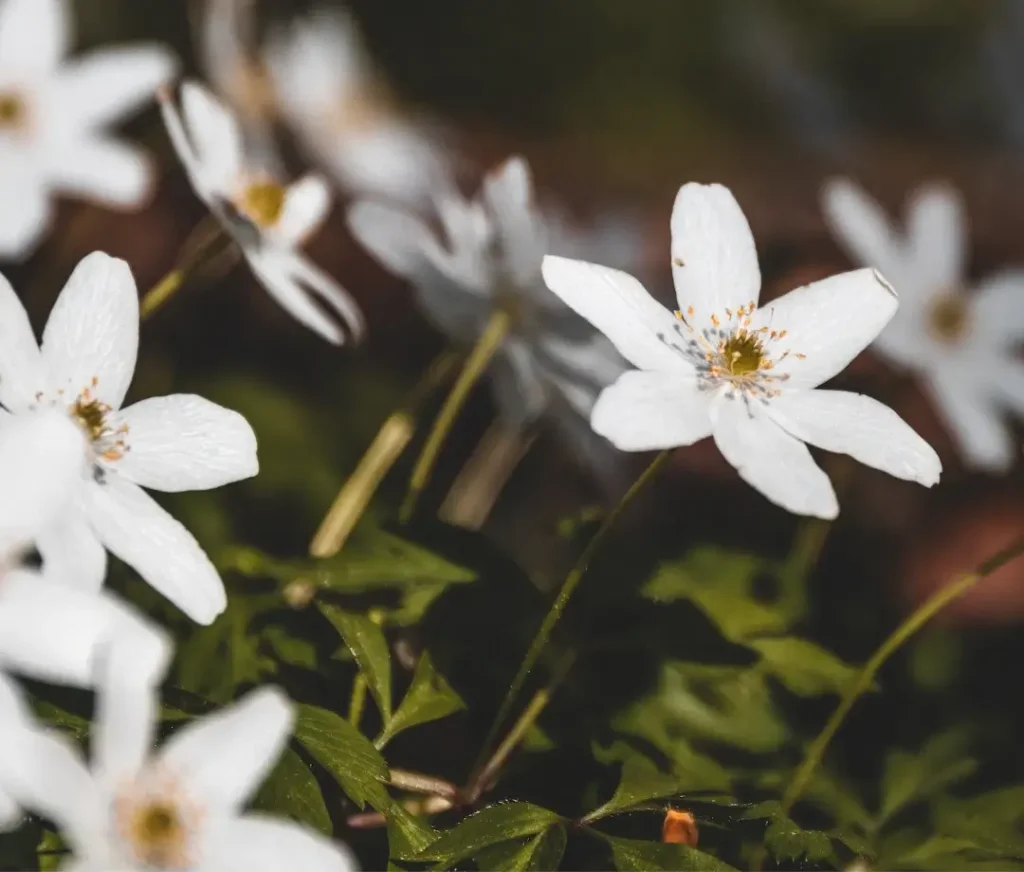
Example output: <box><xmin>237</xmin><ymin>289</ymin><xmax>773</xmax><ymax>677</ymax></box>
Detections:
<box><xmin>266</xmin><ymin>6</ymin><xmax>450</xmax><ymax>209</ymax></box>
<box><xmin>0</xmin><ymin>0</ymin><xmax>176</xmax><ymax>259</ymax></box>
<box><xmin>349</xmin><ymin>156</ymin><xmax>628</xmax><ymax>425</ymax></box>
<box><xmin>543</xmin><ymin>183</ymin><xmax>941</xmax><ymax>519</ymax></box>
<box><xmin>160</xmin><ymin>81</ymin><xmax>365</xmax><ymax>345</ymax></box>
<box><xmin>823</xmin><ymin>179</ymin><xmax>1024</xmax><ymax>472</ymax></box>
<box><xmin>0</xmin><ymin>251</ymin><xmax>258</xmax><ymax>624</ymax></box>
<box><xmin>0</xmin><ymin>685</ymin><xmax>355</xmax><ymax>871</ymax></box>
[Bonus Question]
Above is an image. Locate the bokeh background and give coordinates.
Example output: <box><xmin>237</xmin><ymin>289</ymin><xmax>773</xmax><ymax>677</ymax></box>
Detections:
<box><xmin>16</xmin><ymin>0</ymin><xmax>1024</xmax><ymax>865</ymax></box>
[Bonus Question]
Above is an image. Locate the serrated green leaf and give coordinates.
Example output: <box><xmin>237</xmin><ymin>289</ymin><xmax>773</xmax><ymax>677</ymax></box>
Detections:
<box><xmin>600</xmin><ymin>834</ymin><xmax>736</xmax><ymax>871</ymax></box>
<box><xmin>251</xmin><ymin>747</ymin><xmax>332</xmax><ymax>836</ymax></box>
<box><xmin>387</xmin><ymin>802</ymin><xmax>438</xmax><ymax>860</ymax></box>
<box><xmin>293</xmin><ymin>703</ymin><xmax>390</xmax><ymax>811</ymax></box>
<box><xmin>376</xmin><ymin>652</ymin><xmax>465</xmax><ymax>748</ymax></box>
<box><xmin>880</xmin><ymin>730</ymin><xmax>977</xmax><ymax>824</ymax></box>
<box><xmin>414</xmin><ymin>802</ymin><xmax>563</xmax><ymax>866</ymax></box>
<box><xmin>319</xmin><ymin>605</ymin><xmax>392</xmax><ymax>722</ymax></box>
<box><xmin>584</xmin><ymin>757</ymin><xmax>690</xmax><ymax>823</ymax></box>
<box><xmin>475</xmin><ymin>825</ymin><xmax>568</xmax><ymax>871</ymax></box>
<box><xmin>614</xmin><ymin>662</ymin><xmax>787</xmax><ymax>754</ymax></box>
<box><xmin>642</xmin><ymin>548</ymin><xmax>793</xmax><ymax>642</ymax></box>
<box><xmin>744</xmin><ymin>801</ymin><xmax>835</xmax><ymax>865</ymax></box>
<box><xmin>932</xmin><ymin>786</ymin><xmax>1024</xmax><ymax>860</ymax></box>
<box><xmin>750</xmin><ymin>637</ymin><xmax>860</xmax><ymax>697</ymax></box>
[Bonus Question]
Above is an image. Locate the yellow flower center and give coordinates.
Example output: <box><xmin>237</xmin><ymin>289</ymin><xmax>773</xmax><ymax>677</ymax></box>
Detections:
<box><xmin>0</xmin><ymin>92</ymin><xmax>27</xmax><ymax>128</ymax></box>
<box><xmin>721</xmin><ymin>332</ymin><xmax>765</xmax><ymax>376</ymax></box>
<box><xmin>928</xmin><ymin>291</ymin><xmax>969</xmax><ymax>343</ymax></box>
<box><xmin>237</xmin><ymin>180</ymin><xmax>286</xmax><ymax>228</ymax></box>
<box><xmin>64</xmin><ymin>379</ymin><xmax>128</xmax><ymax>462</ymax></box>
<box><xmin>123</xmin><ymin>800</ymin><xmax>190</xmax><ymax>869</ymax></box>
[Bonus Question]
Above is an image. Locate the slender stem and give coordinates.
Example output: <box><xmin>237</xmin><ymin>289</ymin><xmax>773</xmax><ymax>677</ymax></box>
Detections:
<box><xmin>139</xmin><ymin>218</ymin><xmax>228</xmax><ymax>320</ymax></box>
<box><xmin>467</xmin><ymin>651</ymin><xmax>576</xmax><ymax>803</ymax></box>
<box><xmin>473</xmin><ymin>449</ymin><xmax>672</xmax><ymax>776</ymax></box>
<box><xmin>348</xmin><ymin>673</ymin><xmax>368</xmax><ymax>729</ymax></box>
<box><xmin>781</xmin><ymin>533</ymin><xmax>1024</xmax><ymax>815</ymax></box>
<box><xmin>309</xmin><ymin>349</ymin><xmax>458</xmax><ymax>558</ymax></box>
<box><xmin>399</xmin><ymin>310</ymin><xmax>512</xmax><ymax>522</ymax></box>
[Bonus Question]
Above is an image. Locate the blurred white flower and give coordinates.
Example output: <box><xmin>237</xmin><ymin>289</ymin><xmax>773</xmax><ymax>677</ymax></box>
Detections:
<box><xmin>349</xmin><ymin>156</ymin><xmax>628</xmax><ymax>425</ymax></box>
<box><xmin>543</xmin><ymin>182</ymin><xmax>941</xmax><ymax>519</ymax></box>
<box><xmin>0</xmin><ymin>0</ymin><xmax>176</xmax><ymax>259</ymax></box>
<box><xmin>266</xmin><ymin>6</ymin><xmax>450</xmax><ymax>208</ymax></box>
<box><xmin>823</xmin><ymin>179</ymin><xmax>1024</xmax><ymax>472</ymax></box>
<box><xmin>0</xmin><ymin>685</ymin><xmax>356</xmax><ymax>871</ymax></box>
<box><xmin>0</xmin><ymin>251</ymin><xmax>258</xmax><ymax>624</ymax></box>
<box><xmin>160</xmin><ymin>80</ymin><xmax>365</xmax><ymax>345</ymax></box>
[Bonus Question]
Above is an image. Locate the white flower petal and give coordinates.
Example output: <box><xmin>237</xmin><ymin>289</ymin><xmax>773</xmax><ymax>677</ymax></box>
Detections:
<box><xmin>54</xmin><ymin>46</ymin><xmax>177</xmax><ymax>130</ymax></box>
<box><xmin>203</xmin><ymin>814</ymin><xmax>357</xmax><ymax>872</ymax></box>
<box><xmin>180</xmin><ymin>81</ymin><xmax>243</xmax><ymax>191</ymax></box>
<box><xmin>159</xmin><ymin>687</ymin><xmax>293</xmax><ymax>813</ymax></box>
<box><xmin>907</xmin><ymin>183</ymin><xmax>965</xmax><ymax>292</ymax></box>
<box><xmin>41</xmin><ymin>252</ymin><xmax>139</xmax><ymax>409</ymax></box>
<box><xmin>85</xmin><ymin>477</ymin><xmax>226</xmax><ymax>625</ymax></box>
<box><xmin>0</xmin><ymin>0</ymin><xmax>67</xmax><ymax>75</ymax></box>
<box><xmin>36</xmin><ymin>508</ymin><xmax>107</xmax><ymax>592</ymax></box>
<box><xmin>671</xmin><ymin>182</ymin><xmax>761</xmax><ymax>326</ymax></box>
<box><xmin>924</xmin><ymin>365</ymin><xmax>1014</xmax><ymax>472</ymax></box>
<box><xmin>821</xmin><ymin>178</ymin><xmax>907</xmax><ymax>287</ymax></box>
<box><xmin>490</xmin><ymin>339</ymin><xmax>548</xmax><ymax>424</ymax></box>
<box><xmin>113</xmin><ymin>394</ymin><xmax>258</xmax><ymax>493</ymax></box>
<box><xmin>993</xmin><ymin>358</ymin><xmax>1024</xmax><ymax>416</ymax></box>
<box><xmin>274</xmin><ymin>175</ymin><xmax>330</xmax><ymax>247</ymax></box>
<box><xmin>0</xmin><ymin>274</ymin><xmax>46</xmax><ymax>411</ymax></box>
<box><xmin>0</xmin><ymin>569</ymin><xmax>168</xmax><ymax>690</ymax></box>
<box><xmin>0</xmin><ymin>410</ymin><xmax>86</xmax><ymax>555</ymax></box>
<box><xmin>249</xmin><ymin>249</ymin><xmax>366</xmax><ymax>345</ymax></box>
<box><xmin>971</xmin><ymin>269</ymin><xmax>1024</xmax><ymax>349</ymax></box>
<box><xmin>49</xmin><ymin>138</ymin><xmax>152</xmax><ymax>207</ymax></box>
<box><xmin>0</xmin><ymin>173</ymin><xmax>52</xmax><ymax>261</ymax></box>
<box><xmin>751</xmin><ymin>268</ymin><xmax>897</xmax><ymax>389</ymax></box>
<box><xmin>592</xmin><ymin>370</ymin><xmax>713</xmax><ymax>451</ymax></box>
<box><xmin>541</xmin><ymin>256</ymin><xmax>692</xmax><ymax>373</ymax></box>
<box><xmin>0</xmin><ymin>727</ymin><xmax>101</xmax><ymax>848</ymax></box>
<box><xmin>711</xmin><ymin>393</ymin><xmax>838</xmax><ymax>519</ymax></box>
<box><xmin>159</xmin><ymin>86</ymin><xmax>206</xmax><ymax>194</ymax></box>
<box><xmin>767</xmin><ymin>389</ymin><xmax>941</xmax><ymax>486</ymax></box>
<box><xmin>92</xmin><ymin>627</ymin><xmax>170</xmax><ymax>793</ymax></box>
<box><xmin>482</xmin><ymin>156</ymin><xmax>545</xmax><ymax>286</ymax></box>
<box><xmin>347</xmin><ymin>200</ymin><xmax>433</xmax><ymax>280</ymax></box>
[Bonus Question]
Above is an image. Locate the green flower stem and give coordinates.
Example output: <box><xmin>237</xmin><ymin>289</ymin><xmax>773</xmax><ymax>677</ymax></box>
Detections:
<box><xmin>399</xmin><ymin>309</ymin><xmax>512</xmax><ymax>523</ymax></box>
<box><xmin>472</xmin><ymin>449</ymin><xmax>672</xmax><ymax>779</ymax></box>
<box><xmin>309</xmin><ymin>349</ymin><xmax>459</xmax><ymax>558</ymax></box>
<box><xmin>781</xmin><ymin>533</ymin><xmax>1024</xmax><ymax>816</ymax></box>
<box><xmin>139</xmin><ymin>217</ymin><xmax>229</xmax><ymax>320</ymax></box>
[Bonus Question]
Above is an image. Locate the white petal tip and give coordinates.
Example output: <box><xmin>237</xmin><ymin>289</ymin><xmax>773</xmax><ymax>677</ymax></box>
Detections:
<box><xmin>870</xmin><ymin>268</ymin><xmax>897</xmax><ymax>299</ymax></box>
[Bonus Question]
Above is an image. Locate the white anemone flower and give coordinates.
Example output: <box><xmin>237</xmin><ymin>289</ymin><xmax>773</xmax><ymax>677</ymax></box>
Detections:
<box><xmin>159</xmin><ymin>80</ymin><xmax>365</xmax><ymax>345</ymax></box>
<box><xmin>0</xmin><ymin>251</ymin><xmax>259</xmax><ymax>624</ymax></box>
<box><xmin>823</xmin><ymin>179</ymin><xmax>1024</xmax><ymax>472</ymax></box>
<box><xmin>0</xmin><ymin>685</ymin><xmax>356</xmax><ymax>871</ymax></box>
<box><xmin>543</xmin><ymin>183</ymin><xmax>942</xmax><ymax>519</ymax></box>
<box><xmin>0</xmin><ymin>0</ymin><xmax>176</xmax><ymax>259</ymax></box>
<box><xmin>266</xmin><ymin>6</ymin><xmax>450</xmax><ymax>208</ymax></box>
<box><xmin>349</xmin><ymin>156</ymin><xmax>628</xmax><ymax>425</ymax></box>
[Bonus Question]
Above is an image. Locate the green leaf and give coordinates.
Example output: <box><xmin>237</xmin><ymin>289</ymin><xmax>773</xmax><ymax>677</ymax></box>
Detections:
<box><xmin>414</xmin><ymin>802</ymin><xmax>563</xmax><ymax>866</ymax></box>
<box><xmin>475</xmin><ymin>825</ymin><xmax>568</xmax><ymax>871</ymax></box>
<box><xmin>319</xmin><ymin>605</ymin><xmax>392</xmax><ymax>722</ymax></box>
<box><xmin>749</xmin><ymin>637</ymin><xmax>860</xmax><ymax>697</ymax></box>
<box><xmin>642</xmin><ymin>548</ymin><xmax>794</xmax><ymax>642</ymax></box>
<box><xmin>613</xmin><ymin>662</ymin><xmax>787</xmax><ymax>754</ymax></box>
<box><xmin>376</xmin><ymin>652</ymin><xmax>465</xmax><ymax>748</ymax></box>
<box><xmin>33</xmin><ymin>701</ymin><xmax>90</xmax><ymax>742</ymax></box>
<box><xmin>387</xmin><ymin>802</ymin><xmax>438</xmax><ymax>860</ymax></box>
<box><xmin>293</xmin><ymin>704</ymin><xmax>390</xmax><ymax>811</ymax></box>
<box><xmin>880</xmin><ymin>730</ymin><xmax>977</xmax><ymax>823</ymax></box>
<box><xmin>932</xmin><ymin>786</ymin><xmax>1024</xmax><ymax>860</ymax></box>
<box><xmin>251</xmin><ymin>747</ymin><xmax>332</xmax><ymax>836</ymax></box>
<box><xmin>744</xmin><ymin>801</ymin><xmax>834</xmax><ymax>865</ymax></box>
<box><xmin>600</xmin><ymin>834</ymin><xmax>736</xmax><ymax>871</ymax></box>
<box><xmin>584</xmin><ymin>757</ymin><xmax>690</xmax><ymax>823</ymax></box>
<box><xmin>261</xmin><ymin>625</ymin><xmax>318</xmax><ymax>670</ymax></box>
